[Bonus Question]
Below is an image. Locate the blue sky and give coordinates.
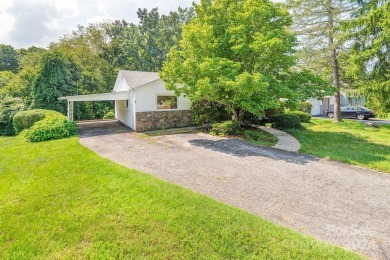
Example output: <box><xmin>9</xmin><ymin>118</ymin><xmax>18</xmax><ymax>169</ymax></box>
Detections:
<box><xmin>0</xmin><ymin>0</ymin><xmax>196</xmax><ymax>49</ymax></box>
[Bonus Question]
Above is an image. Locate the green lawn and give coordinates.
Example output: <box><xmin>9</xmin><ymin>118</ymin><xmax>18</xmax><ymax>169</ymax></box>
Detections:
<box><xmin>0</xmin><ymin>135</ymin><xmax>361</xmax><ymax>259</ymax></box>
<box><xmin>244</xmin><ymin>129</ymin><xmax>278</xmax><ymax>147</ymax></box>
<box><xmin>289</xmin><ymin>118</ymin><xmax>390</xmax><ymax>173</ymax></box>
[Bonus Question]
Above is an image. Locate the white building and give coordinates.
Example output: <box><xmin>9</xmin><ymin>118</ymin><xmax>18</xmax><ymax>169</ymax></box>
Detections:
<box><xmin>307</xmin><ymin>93</ymin><xmax>366</xmax><ymax>115</ymax></box>
<box><xmin>60</xmin><ymin>70</ymin><xmax>191</xmax><ymax>132</ymax></box>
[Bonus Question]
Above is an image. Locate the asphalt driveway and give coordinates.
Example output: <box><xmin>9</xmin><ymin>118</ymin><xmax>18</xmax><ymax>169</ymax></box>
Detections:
<box><xmin>78</xmin><ymin>121</ymin><xmax>390</xmax><ymax>259</ymax></box>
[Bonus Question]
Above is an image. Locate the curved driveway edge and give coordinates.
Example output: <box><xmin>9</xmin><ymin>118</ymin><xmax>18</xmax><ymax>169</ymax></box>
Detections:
<box><xmin>78</xmin><ymin>121</ymin><xmax>390</xmax><ymax>259</ymax></box>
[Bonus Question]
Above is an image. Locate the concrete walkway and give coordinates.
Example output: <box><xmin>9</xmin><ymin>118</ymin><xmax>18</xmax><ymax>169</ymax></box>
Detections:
<box><xmin>252</xmin><ymin>125</ymin><xmax>301</xmax><ymax>152</ymax></box>
<box><xmin>78</xmin><ymin>121</ymin><xmax>390</xmax><ymax>259</ymax></box>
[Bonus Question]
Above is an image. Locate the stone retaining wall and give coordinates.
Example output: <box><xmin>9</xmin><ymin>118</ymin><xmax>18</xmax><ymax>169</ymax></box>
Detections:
<box><xmin>136</xmin><ymin>110</ymin><xmax>192</xmax><ymax>132</ymax></box>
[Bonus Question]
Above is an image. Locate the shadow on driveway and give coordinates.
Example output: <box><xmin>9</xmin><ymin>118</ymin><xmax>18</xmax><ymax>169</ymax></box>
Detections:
<box><xmin>189</xmin><ymin>138</ymin><xmax>318</xmax><ymax>165</ymax></box>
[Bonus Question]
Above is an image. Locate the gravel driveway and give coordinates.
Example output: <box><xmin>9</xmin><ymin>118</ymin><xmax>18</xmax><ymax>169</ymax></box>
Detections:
<box><xmin>78</xmin><ymin>121</ymin><xmax>390</xmax><ymax>259</ymax></box>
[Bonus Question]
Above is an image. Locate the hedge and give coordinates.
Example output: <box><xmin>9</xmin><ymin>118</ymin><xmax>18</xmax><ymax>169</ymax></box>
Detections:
<box><xmin>103</xmin><ymin>111</ymin><xmax>115</xmax><ymax>119</ymax></box>
<box><xmin>191</xmin><ymin>100</ymin><xmax>230</xmax><ymax>125</ymax></box>
<box><xmin>286</xmin><ymin>110</ymin><xmax>311</xmax><ymax>123</ymax></box>
<box><xmin>13</xmin><ymin>109</ymin><xmax>48</xmax><ymax>134</ymax></box>
<box><xmin>210</xmin><ymin>120</ymin><xmax>241</xmax><ymax>136</ymax></box>
<box><xmin>12</xmin><ymin>109</ymin><xmax>78</xmax><ymax>142</ymax></box>
<box><xmin>25</xmin><ymin>113</ymin><xmax>78</xmax><ymax>142</ymax></box>
<box><xmin>0</xmin><ymin>97</ymin><xmax>25</xmax><ymax>136</ymax></box>
<box><xmin>271</xmin><ymin>114</ymin><xmax>302</xmax><ymax>130</ymax></box>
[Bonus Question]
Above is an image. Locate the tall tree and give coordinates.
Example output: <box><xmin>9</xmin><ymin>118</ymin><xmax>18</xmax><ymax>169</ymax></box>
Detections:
<box><xmin>345</xmin><ymin>0</ymin><xmax>389</xmax><ymax>117</ymax></box>
<box><xmin>116</xmin><ymin>7</ymin><xmax>195</xmax><ymax>72</ymax></box>
<box><xmin>287</xmin><ymin>0</ymin><xmax>356</xmax><ymax>122</ymax></box>
<box><xmin>0</xmin><ymin>47</ymin><xmax>47</xmax><ymax>107</ymax></box>
<box><xmin>0</xmin><ymin>44</ymin><xmax>19</xmax><ymax>73</ymax></box>
<box><xmin>32</xmin><ymin>52</ymin><xmax>81</xmax><ymax>115</ymax></box>
<box><xmin>51</xmin><ymin>24</ymin><xmax>116</xmax><ymax>120</ymax></box>
<box><xmin>161</xmin><ymin>0</ymin><xmax>307</xmax><ymax>122</ymax></box>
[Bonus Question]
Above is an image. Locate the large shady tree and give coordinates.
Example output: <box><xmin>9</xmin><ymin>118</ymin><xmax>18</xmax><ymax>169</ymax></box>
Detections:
<box><xmin>32</xmin><ymin>52</ymin><xmax>81</xmax><ymax>115</ymax></box>
<box><xmin>160</xmin><ymin>0</ymin><xmax>323</xmax><ymax>122</ymax></box>
<box><xmin>287</xmin><ymin>0</ymin><xmax>356</xmax><ymax>122</ymax></box>
<box><xmin>345</xmin><ymin>0</ymin><xmax>389</xmax><ymax>117</ymax></box>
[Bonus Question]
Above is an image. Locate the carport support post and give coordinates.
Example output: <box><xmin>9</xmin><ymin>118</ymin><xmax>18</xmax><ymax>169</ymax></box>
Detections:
<box><xmin>67</xmin><ymin>101</ymin><xmax>74</xmax><ymax>121</ymax></box>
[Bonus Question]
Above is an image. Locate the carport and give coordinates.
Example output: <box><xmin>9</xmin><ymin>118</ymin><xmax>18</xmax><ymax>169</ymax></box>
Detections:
<box><xmin>59</xmin><ymin>91</ymin><xmax>130</xmax><ymax>121</ymax></box>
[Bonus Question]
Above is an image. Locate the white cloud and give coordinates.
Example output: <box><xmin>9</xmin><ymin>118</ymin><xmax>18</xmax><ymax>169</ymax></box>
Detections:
<box><xmin>0</xmin><ymin>0</ymin><xmax>196</xmax><ymax>49</ymax></box>
<box><xmin>0</xmin><ymin>0</ymin><xmax>15</xmax><ymax>44</ymax></box>
<box><xmin>52</xmin><ymin>0</ymin><xmax>81</xmax><ymax>18</ymax></box>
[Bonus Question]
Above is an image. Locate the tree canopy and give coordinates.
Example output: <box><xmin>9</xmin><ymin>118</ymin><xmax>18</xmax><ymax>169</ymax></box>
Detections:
<box><xmin>287</xmin><ymin>0</ymin><xmax>356</xmax><ymax>122</ymax></box>
<box><xmin>345</xmin><ymin>0</ymin><xmax>390</xmax><ymax>117</ymax></box>
<box><xmin>0</xmin><ymin>2</ymin><xmax>388</xmax><ymax>122</ymax></box>
<box><xmin>32</xmin><ymin>52</ymin><xmax>81</xmax><ymax>115</ymax></box>
<box><xmin>160</xmin><ymin>0</ymin><xmax>328</xmax><ymax>121</ymax></box>
<box><xmin>0</xmin><ymin>44</ymin><xmax>20</xmax><ymax>73</ymax></box>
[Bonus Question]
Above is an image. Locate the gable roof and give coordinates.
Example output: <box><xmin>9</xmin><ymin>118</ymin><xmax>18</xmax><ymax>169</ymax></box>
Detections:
<box><xmin>113</xmin><ymin>70</ymin><xmax>160</xmax><ymax>92</ymax></box>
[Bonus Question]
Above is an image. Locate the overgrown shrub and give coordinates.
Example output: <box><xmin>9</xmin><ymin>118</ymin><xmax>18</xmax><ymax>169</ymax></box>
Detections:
<box><xmin>210</xmin><ymin>120</ymin><xmax>241</xmax><ymax>136</ymax></box>
<box><xmin>242</xmin><ymin>111</ymin><xmax>262</xmax><ymax>124</ymax></box>
<box><xmin>286</xmin><ymin>110</ymin><xmax>311</xmax><ymax>123</ymax></box>
<box><xmin>0</xmin><ymin>97</ymin><xmax>24</xmax><ymax>136</ymax></box>
<box><xmin>25</xmin><ymin>111</ymin><xmax>78</xmax><ymax>142</ymax></box>
<box><xmin>13</xmin><ymin>109</ymin><xmax>48</xmax><ymax>134</ymax></box>
<box><xmin>298</xmin><ymin>101</ymin><xmax>313</xmax><ymax>114</ymax></box>
<box><xmin>271</xmin><ymin>114</ymin><xmax>302</xmax><ymax>130</ymax></box>
<box><xmin>191</xmin><ymin>100</ymin><xmax>230</xmax><ymax>125</ymax></box>
<box><xmin>103</xmin><ymin>111</ymin><xmax>115</xmax><ymax>119</ymax></box>
<box><xmin>263</xmin><ymin>105</ymin><xmax>285</xmax><ymax>122</ymax></box>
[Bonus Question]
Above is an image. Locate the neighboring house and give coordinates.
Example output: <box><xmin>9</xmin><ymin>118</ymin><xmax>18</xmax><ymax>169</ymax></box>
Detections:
<box><xmin>307</xmin><ymin>92</ymin><xmax>366</xmax><ymax>115</ymax></box>
<box><xmin>60</xmin><ymin>70</ymin><xmax>192</xmax><ymax>132</ymax></box>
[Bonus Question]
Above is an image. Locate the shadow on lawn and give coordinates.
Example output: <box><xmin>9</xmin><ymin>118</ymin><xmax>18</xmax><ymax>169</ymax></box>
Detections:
<box><xmin>288</xmin><ymin>128</ymin><xmax>390</xmax><ymax>171</ymax></box>
<box><xmin>189</xmin><ymin>138</ymin><xmax>318</xmax><ymax>165</ymax></box>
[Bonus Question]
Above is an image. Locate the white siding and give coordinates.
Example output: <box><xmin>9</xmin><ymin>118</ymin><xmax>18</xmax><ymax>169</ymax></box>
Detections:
<box><xmin>134</xmin><ymin>79</ymin><xmax>191</xmax><ymax>112</ymax></box>
<box><xmin>130</xmin><ymin>91</ymin><xmax>136</xmax><ymax>129</ymax></box>
<box><xmin>340</xmin><ymin>92</ymin><xmax>348</xmax><ymax>106</ymax></box>
<box><xmin>115</xmin><ymin>92</ymin><xmax>133</xmax><ymax>129</ymax></box>
<box><xmin>113</xmin><ymin>76</ymin><xmax>130</xmax><ymax>92</ymax></box>
<box><xmin>307</xmin><ymin>98</ymin><xmax>322</xmax><ymax>115</ymax></box>
<box><xmin>306</xmin><ymin>92</ymin><xmax>355</xmax><ymax>115</ymax></box>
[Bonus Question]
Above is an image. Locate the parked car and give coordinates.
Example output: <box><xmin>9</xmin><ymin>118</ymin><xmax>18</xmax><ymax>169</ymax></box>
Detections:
<box><xmin>325</xmin><ymin>106</ymin><xmax>375</xmax><ymax>120</ymax></box>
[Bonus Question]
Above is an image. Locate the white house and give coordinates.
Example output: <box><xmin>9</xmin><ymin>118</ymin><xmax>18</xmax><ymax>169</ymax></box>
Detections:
<box><xmin>307</xmin><ymin>93</ymin><xmax>366</xmax><ymax>115</ymax></box>
<box><xmin>60</xmin><ymin>70</ymin><xmax>192</xmax><ymax>132</ymax></box>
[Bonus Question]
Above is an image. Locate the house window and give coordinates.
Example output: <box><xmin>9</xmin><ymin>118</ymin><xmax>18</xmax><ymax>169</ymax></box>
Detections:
<box><xmin>157</xmin><ymin>96</ymin><xmax>177</xmax><ymax>110</ymax></box>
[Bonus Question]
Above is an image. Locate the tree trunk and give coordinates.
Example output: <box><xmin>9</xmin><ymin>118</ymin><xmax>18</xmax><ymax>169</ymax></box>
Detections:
<box><xmin>328</xmin><ymin>2</ymin><xmax>342</xmax><ymax>122</ymax></box>
<box><xmin>232</xmin><ymin>108</ymin><xmax>244</xmax><ymax>125</ymax></box>
<box><xmin>331</xmin><ymin>48</ymin><xmax>342</xmax><ymax>122</ymax></box>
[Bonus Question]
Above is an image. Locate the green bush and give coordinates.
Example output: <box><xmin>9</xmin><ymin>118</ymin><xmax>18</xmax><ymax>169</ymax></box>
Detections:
<box><xmin>298</xmin><ymin>101</ymin><xmax>313</xmax><ymax>114</ymax></box>
<box><xmin>103</xmin><ymin>111</ymin><xmax>115</xmax><ymax>119</ymax></box>
<box><xmin>242</xmin><ymin>111</ymin><xmax>262</xmax><ymax>124</ymax></box>
<box><xmin>286</xmin><ymin>110</ymin><xmax>311</xmax><ymax>123</ymax></box>
<box><xmin>191</xmin><ymin>100</ymin><xmax>230</xmax><ymax>125</ymax></box>
<box><xmin>25</xmin><ymin>111</ymin><xmax>78</xmax><ymax>142</ymax></box>
<box><xmin>210</xmin><ymin>120</ymin><xmax>241</xmax><ymax>136</ymax></box>
<box><xmin>263</xmin><ymin>103</ymin><xmax>285</xmax><ymax>122</ymax></box>
<box><xmin>0</xmin><ymin>97</ymin><xmax>25</xmax><ymax>136</ymax></box>
<box><xmin>13</xmin><ymin>109</ymin><xmax>48</xmax><ymax>134</ymax></box>
<box><xmin>271</xmin><ymin>114</ymin><xmax>302</xmax><ymax>130</ymax></box>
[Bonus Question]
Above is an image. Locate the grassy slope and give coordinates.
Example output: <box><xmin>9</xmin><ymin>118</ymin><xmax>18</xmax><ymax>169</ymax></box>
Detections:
<box><xmin>289</xmin><ymin>118</ymin><xmax>390</xmax><ymax>173</ymax></box>
<box><xmin>0</xmin><ymin>136</ymin><xmax>361</xmax><ymax>259</ymax></box>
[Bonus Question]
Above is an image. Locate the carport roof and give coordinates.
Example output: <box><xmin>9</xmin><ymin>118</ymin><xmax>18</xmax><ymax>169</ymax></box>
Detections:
<box><xmin>59</xmin><ymin>91</ymin><xmax>129</xmax><ymax>102</ymax></box>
